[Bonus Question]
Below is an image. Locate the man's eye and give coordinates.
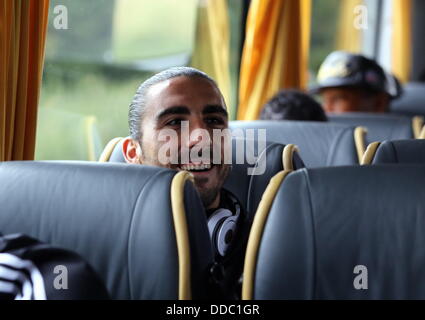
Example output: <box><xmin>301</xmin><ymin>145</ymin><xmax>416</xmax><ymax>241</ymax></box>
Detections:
<box><xmin>205</xmin><ymin>117</ymin><xmax>225</xmax><ymax>125</ymax></box>
<box><xmin>166</xmin><ymin>119</ymin><xmax>184</xmax><ymax>126</ymax></box>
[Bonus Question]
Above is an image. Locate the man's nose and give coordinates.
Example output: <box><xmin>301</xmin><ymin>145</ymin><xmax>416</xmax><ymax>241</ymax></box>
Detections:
<box><xmin>186</xmin><ymin>121</ymin><xmax>210</xmax><ymax>149</ymax></box>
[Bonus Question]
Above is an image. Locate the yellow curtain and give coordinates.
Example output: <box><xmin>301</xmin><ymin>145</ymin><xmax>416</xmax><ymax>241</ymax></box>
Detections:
<box><xmin>336</xmin><ymin>0</ymin><xmax>363</xmax><ymax>52</ymax></box>
<box><xmin>392</xmin><ymin>0</ymin><xmax>412</xmax><ymax>83</ymax></box>
<box><xmin>237</xmin><ymin>0</ymin><xmax>311</xmax><ymax>120</ymax></box>
<box><xmin>0</xmin><ymin>0</ymin><xmax>49</xmax><ymax>161</ymax></box>
<box><xmin>191</xmin><ymin>0</ymin><xmax>232</xmax><ymax>112</ymax></box>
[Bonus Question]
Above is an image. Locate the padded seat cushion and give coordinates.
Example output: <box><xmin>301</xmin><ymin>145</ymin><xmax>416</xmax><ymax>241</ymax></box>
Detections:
<box><xmin>251</xmin><ymin>165</ymin><xmax>425</xmax><ymax>299</ymax></box>
<box><xmin>0</xmin><ymin>161</ymin><xmax>212</xmax><ymax>300</ymax></box>
<box><xmin>328</xmin><ymin>113</ymin><xmax>414</xmax><ymax>143</ymax></box>
<box><xmin>372</xmin><ymin>140</ymin><xmax>425</xmax><ymax>164</ymax></box>
<box><xmin>230</xmin><ymin>121</ymin><xmax>358</xmax><ymax>167</ymax></box>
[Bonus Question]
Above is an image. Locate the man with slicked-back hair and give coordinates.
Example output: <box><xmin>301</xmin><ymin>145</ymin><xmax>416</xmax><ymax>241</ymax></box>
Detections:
<box><xmin>123</xmin><ymin>67</ymin><xmax>249</xmax><ymax>300</ymax></box>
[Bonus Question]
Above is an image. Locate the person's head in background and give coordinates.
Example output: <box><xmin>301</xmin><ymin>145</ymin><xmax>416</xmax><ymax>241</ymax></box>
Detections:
<box><xmin>313</xmin><ymin>51</ymin><xmax>400</xmax><ymax>113</ymax></box>
<box><xmin>260</xmin><ymin>89</ymin><xmax>328</xmax><ymax>122</ymax></box>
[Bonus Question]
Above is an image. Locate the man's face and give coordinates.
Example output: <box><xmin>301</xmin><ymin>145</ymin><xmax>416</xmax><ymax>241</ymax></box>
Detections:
<box><xmin>125</xmin><ymin>76</ymin><xmax>230</xmax><ymax>209</ymax></box>
<box><xmin>321</xmin><ymin>87</ymin><xmax>388</xmax><ymax>113</ymax></box>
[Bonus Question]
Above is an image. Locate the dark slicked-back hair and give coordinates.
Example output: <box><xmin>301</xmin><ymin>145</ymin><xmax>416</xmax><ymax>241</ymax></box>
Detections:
<box><xmin>260</xmin><ymin>89</ymin><xmax>328</xmax><ymax>122</ymax></box>
<box><xmin>129</xmin><ymin>67</ymin><xmax>218</xmax><ymax>141</ymax></box>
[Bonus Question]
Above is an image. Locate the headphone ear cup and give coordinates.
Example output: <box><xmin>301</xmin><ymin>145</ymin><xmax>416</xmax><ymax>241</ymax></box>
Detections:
<box><xmin>207</xmin><ymin>209</ymin><xmax>238</xmax><ymax>257</ymax></box>
<box><xmin>216</xmin><ymin>215</ymin><xmax>238</xmax><ymax>257</ymax></box>
<box><xmin>208</xmin><ymin>209</ymin><xmax>232</xmax><ymax>240</ymax></box>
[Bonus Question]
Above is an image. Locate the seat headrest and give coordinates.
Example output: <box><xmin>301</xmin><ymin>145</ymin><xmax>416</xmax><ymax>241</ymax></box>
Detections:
<box><xmin>244</xmin><ymin>165</ymin><xmax>425</xmax><ymax>299</ymax></box>
<box><xmin>0</xmin><ymin>161</ymin><xmax>213</xmax><ymax>300</ymax></box>
<box><xmin>391</xmin><ymin>82</ymin><xmax>425</xmax><ymax>117</ymax></box>
<box><xmin>99</xmin><ymin>137</ymin><xmax>125</xmax><ymax>163</ymax></box>
<box><xmin>328</xmin><ymin>113</ymin><xmax>416</xmax><ymax>142</ymax></box>
<box><xmin>223</xmin><ymin>138</ymin><xmax>304</xmax><ymax>220</ymax></box>
<box><xmin>368</xmin><ymin>140</ymin><xmax>425</xmax><ymax>165</ymax></box>
<box><xmin>230</xmin><ymin>121</ymin><xmax>359</xmax><ymax>167</ymax></box>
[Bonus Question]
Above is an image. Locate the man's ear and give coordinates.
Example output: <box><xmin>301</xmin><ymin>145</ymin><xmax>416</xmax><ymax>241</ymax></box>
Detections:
<box><xmin>123</xmin><ymin>138</ymin><xmax>142</xmax><ymax>164</ymax></box>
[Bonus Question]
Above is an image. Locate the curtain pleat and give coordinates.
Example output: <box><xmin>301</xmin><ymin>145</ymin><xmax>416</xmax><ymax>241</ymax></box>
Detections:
<box><xmin>392</xmin><ymin>0</ymin><xmax>412</xmax><ymax>83</ymax></box>
<box><xmin>0</xmin><ymin>0</ymin><xmax>49</xmax><ymax>161</ymax></box>
<box><xmin>237</xmin><ymin>0</ymin><xmax>311</xmax><ymax>120</ymax></box>
<box><xmin>336</xmin><ymin>0</ymin><xmax>363</xmax><ymax>52</ymax></box>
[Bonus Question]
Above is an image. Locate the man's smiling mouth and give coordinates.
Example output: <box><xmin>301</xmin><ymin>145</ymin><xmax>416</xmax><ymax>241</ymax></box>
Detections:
<box><xmin>178</xmin><ymin>163</ymin><xmax>213</xmax><ymax>173</ymax></box>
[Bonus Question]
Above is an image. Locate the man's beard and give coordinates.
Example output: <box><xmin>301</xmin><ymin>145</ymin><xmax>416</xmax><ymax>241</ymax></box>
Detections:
<box><xmin>198</xmin><ymin>183</ymin><xmax>220</xmax><ymax>209</ymax></box>
<box><xmin>140</xmin><ymin>140</ymin><xmax>231</xmax><ymax>209</ymax></box>
<box><xmin>195</xmin><ymin>164</ymin><xmax>231</xmax><ymax>209</ymax></box>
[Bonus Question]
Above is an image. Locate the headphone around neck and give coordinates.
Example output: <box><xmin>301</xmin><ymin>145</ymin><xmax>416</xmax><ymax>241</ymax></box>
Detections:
<box><xmin>207</xmin><ymin>192</ymin><xmax>241</xmax><ymax>258</ymax></box>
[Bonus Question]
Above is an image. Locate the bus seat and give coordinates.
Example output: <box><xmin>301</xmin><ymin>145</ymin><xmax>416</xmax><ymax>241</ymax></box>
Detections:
<box><xmin>362</xmin><ymin>139</ymin><xmax>425</xmax><ymax>165</ymax></box>
<box><xmin>230</xmin><ymin>121</ymin><xmax>361</xmax><ymax>167</ymax></box>
<box><xmin>328</xmin><ymin>113</ymin><xmax>422</xmax><ymax>142</ymax></box>
<box><xmin>223</xmin><ymin>138</ymin><xmax>304</xmax><ymax>221</ymax></box>
<box><xmin>391</xmin><ymin>82</ymin><xmax>425</xmax><ymax>117</ymax></box>
<box><xmin>0</xmin><ymin>162</ymin><xmax>213</xmax><ymax>300</ymax></box>
<box><xmin>99</xmin><ymin>136</ymin><xmax>305</xmax><ymax>221</ymax></box>
<box><xmin>98</xmin><ymin>137</ymin><xmax>125</xmax><ymax>162</ymax></box>
<box><xmin>243</xmin><ymin>165</ymin><xmax>425</xmax><ymax>300</ymax></box>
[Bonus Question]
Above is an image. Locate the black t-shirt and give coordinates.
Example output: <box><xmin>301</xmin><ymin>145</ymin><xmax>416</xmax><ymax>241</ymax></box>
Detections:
<box><xmin>206</xmin><ymin>189</ymin><xmax>251</xmax><ymax>300</ymax></box>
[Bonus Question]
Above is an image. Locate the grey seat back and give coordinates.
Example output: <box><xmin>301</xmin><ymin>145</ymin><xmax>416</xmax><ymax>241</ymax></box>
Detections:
<box><xmin>100</xmin><ymin>136</ymin><xmax>305</xmax><ymax>221</ymax></box>
<box><xmin>0</xmin><ymin>161</ymin><xmax>213</xmax><ymax>300</ymax></box>
<box><xmin>244</xmin><ymin>165</ymin><xmax>425</xmax><ymax>300</ymax></box>
<box><xmin>223</xmin><ymin>138</ymin><xmax>304</xmax><ymax>220</ymax></box>
<box><xmin>391</xmin><ymin>82</ymin><xmax>425</xmax><ymax>117</ymax></box>
<box><xmin>230</xmin><ymin>121</ymin><xmax>359</xmax><ymax>167</ymax></box>
<box><xmin>367</xmin><ymin>140</ymin><xmax>425</xmax><ymax>164</ymax></box>
<box><xmin>328</xmin><ymin>113</ymin><xmax>415</xmax><ymax>143</ymax></box>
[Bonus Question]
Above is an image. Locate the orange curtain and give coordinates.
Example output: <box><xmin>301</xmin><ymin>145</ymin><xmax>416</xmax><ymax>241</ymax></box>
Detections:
<box><xmin>0</xmin><ymin>0</ymin><xmax>49</xmax><ymax>161</ymax></box>
<box><xmin>191</xmin><ymin>0</ymin><xmax>231</xmax><ymax>113</ymax></box>
<box><xmin>392</xmin><ymin>0</ymin><xmax>412</xmax><ymax>83</ymax></box>
<box><xmin>336</xmin><ymin>0</ymin><xmax>363</xmax><ymax>53</ymax></box>
<box><xmin>237</xmin><ymin>0</ymin><xmax>311</xmax><ymax>120</ymax></box>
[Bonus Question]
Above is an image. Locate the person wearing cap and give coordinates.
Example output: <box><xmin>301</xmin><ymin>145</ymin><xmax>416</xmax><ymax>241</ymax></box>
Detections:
<box><xmin>312</xmin><ymin>51</ymin><xmax>401</xmax><ymax>113</ymax></box>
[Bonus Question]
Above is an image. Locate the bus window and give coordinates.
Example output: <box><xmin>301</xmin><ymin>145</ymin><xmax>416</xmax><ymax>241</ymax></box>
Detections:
<box><xmin>310</xmin><ymin>0</ymin><xmax>364</xmax><ymax>83</ymax></box>
<box><xmin>309</xmin><ymin>0</ymin><xmax>410</xmax><ymax>84</ymax></box>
